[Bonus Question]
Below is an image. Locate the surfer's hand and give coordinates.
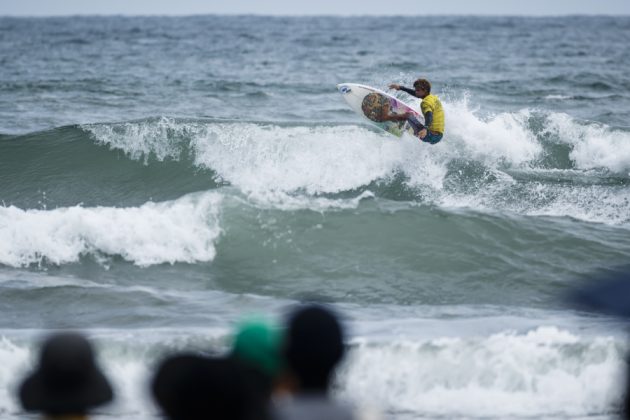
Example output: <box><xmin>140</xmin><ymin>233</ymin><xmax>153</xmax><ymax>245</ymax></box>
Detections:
<box><xmin>418</xmin><ymin>129</ymin><xmax>428</xmax><ymax>139</ymax></box>
<box><xmin>389</xmin><ymin>84</ymin><xmax>400</xmax><ymax>90</ymax></box>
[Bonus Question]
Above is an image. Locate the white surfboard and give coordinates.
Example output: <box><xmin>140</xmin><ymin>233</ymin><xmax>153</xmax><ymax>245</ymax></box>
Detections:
<box><xmin>337</xmin><ymin>83</ymin><xmax>423</xmax><ymax>138</ymax></box>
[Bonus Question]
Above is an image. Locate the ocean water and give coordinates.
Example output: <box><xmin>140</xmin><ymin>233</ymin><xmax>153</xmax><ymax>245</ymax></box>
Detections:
<box><xmin>1</xmin><ymin>15</ymin><xmax>630</xmax><ymax>419</ymax></box>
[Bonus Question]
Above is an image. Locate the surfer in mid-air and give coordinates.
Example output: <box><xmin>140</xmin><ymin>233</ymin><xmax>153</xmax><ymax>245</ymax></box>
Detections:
<box><xmin>389</xmin><ymin>78</ymin><xmax>444</xmax><ymax>145</ymax></box>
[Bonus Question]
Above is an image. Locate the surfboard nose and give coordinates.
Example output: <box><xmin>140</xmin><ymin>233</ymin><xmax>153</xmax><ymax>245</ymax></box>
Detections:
<box><xmin>337</xmin><ymin>83</ymin><xmax>352</xmax><ymax>94</ymax></box>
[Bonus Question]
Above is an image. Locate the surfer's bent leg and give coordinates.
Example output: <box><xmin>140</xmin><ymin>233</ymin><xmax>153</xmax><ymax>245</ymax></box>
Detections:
<box><xmin>421</xmin><ymin>132</ymin><xmax>443</xmax><ymax>145</ymax></box>
<box><xmin>406</xmin><ymin>115</ymin><xmax>425</xmax><ymax>135</ymax></box>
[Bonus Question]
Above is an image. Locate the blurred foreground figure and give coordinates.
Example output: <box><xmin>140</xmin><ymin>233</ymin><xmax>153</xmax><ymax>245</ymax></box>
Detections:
<box><xmin>274</xmin><ymin>304</ymin><xmax>354</xmax><ymax>420</ymax></box>
<box><xmin>18</xmin><ymin>332</ymin><xmax>114</xmax><ymax>419</ymax></box>
<box><xmin>231</xmin><ymin>319</ymin><xmax>282</xmax><ymax>412</ymax></box>
<box><xmin>152</xmin><ymin>354</ymin><xmax>261</xmax><ymax>420</ymax></box>
<box><xmin>569</xmin><ymin>266</ymin><xmax>630</xmax><ymax>419</ymax></box>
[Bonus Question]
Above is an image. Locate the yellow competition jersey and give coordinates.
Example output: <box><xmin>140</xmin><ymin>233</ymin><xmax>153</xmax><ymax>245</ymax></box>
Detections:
<box><xmin>420</xmin><ymin>94</ymin><xmax>445</xmax><ymax>134</ymax></box>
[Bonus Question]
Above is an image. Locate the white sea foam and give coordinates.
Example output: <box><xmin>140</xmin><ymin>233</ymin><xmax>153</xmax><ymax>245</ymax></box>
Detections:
<box><xmin>0</xmin><ymin>192</ymin><xmax>222</xmax><ymax>267</ymax></box>
<box><xmin>526</xmin><ymin>185</ymin><xmax>630</xmax><ymax>225</ymax></box>
<box><xmin>438</xmin><ymin>177</ymin><xmax>630</xmax><ymax>225</ymax></box>
<box><xmin>236</xmin><ymin>190</ymin><xmax>376</xmax><ymax>212</ymax></box>
<box><xmin>0</xmin><ymin>336</ymin><xmax>29</xmax><ymax>416</ymax></box>
<box><xmin>340</xmin><ymin>326</ymin><xmax>626</xmax><ymax>418</ymax></box>
<box><xmin>437</xmin><ymin>96</ymin><xmax>542</xmax><ymax>167</ymax></box>
<box><xmin>191</xmin><ymin>123</ymin><xmax>404</xmax><ymax>196</ymax></box>
<box><xmin>544</xmin><ymin>112</ymin><xmax>630</xmax><ymax>173</ymax></box>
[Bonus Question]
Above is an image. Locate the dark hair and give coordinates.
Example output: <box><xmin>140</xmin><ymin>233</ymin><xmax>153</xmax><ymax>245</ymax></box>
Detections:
<box><xmin>19</xmin><ymin>333</ymin><xmax>113</xmax><ymax>416</ymax></box>
<box><xmin>152</xmin><ymin>355</ymin><xmax>262</xmax><ymax>420</ymax></box>
<box><xmin>413</xmin><ymin>78</ymin><xmax>431</xmax><ymax>94</ymax></box>
<box><xmin>283</xmin><ymin>305</ymin><xmax>345</xmax><ymax>392</ymax></box>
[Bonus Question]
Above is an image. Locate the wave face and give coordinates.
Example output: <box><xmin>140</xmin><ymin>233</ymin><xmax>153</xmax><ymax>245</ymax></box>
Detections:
<box><xmin>2</xmin><ymin>15</ymin><xmax>630</xmax><ymax>420</ymax></box>
<box><xmin>3</xmin><ymin>101</ymin><xmax>630</xmax><ymax>224</ymax></box>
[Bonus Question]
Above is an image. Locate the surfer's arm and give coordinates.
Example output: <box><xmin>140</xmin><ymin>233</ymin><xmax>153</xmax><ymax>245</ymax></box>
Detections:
<box><xmin>398</xmin><ymin>86</ymin><xmax>420</xmax><ymax>98</ymax></box>
<box><xmin>389</xmin><ymin>84</ymin><xmax>420</xmax><ymax>98</ymax></box>
<box><xmin>378</xmin><ymin>102</ymin><xmax>410</xmax><ymax>122</ymax></box>
<box><xmin>381</xmin><ymin>111</ymin><xmax>410</xmax><ymax>122</ymax></box>
<box><xmin>424</xmin><ymin>111</ymin><xmax>433</xmax><ymax>128</ymax></box>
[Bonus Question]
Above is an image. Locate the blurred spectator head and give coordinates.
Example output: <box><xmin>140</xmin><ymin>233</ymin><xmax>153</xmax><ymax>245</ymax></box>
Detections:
<box><xmin>232</xmin><ymin>319</ymin><xmax>282</xmax><ymax>378</ymax></box>
<box><xmin>283</xmin><ymin>304</ymin><xmax>345</xmax><ymax>392</ymax></box>
<box><xmin>569</xmin><ymin>266</ymin><xmax>630</xmax><ymax>319</ymax></box>
<box><xmin>18</xmin><ymin>332</ymin><xmax>113</xmax><ymax>416</ymax></box>
<box><xmin>152</xmin><ymin>354</ymin><xmax>258</xmax><ymax>420</ymax></box>
<box><xmin>231</xmin><ymin>319</ymin><xmax>282</xmax><ymax>402</ymax></box>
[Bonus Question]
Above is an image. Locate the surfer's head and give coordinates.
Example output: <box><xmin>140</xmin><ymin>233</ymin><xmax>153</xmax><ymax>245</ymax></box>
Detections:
<box><xmin>413</xmin><ymin>79</ymin><xmax>431</xmax><ymax>98</ymax></box>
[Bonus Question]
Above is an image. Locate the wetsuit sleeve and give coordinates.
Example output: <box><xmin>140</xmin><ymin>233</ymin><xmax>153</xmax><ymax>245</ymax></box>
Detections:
<box><xmin>399</xmin><ymin>86</ymin><xmax>419</xmax><ymax>98</ymax></box>
<box><xmin>424</xmin><ymin>111</ymin><xmax>433</xmax><ymax>128</ymax></box>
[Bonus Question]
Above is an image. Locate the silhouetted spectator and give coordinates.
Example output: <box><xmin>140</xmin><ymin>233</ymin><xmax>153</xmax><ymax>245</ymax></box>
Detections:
<box><xmin>152</xmin><ymin>354</ymin><xmax>261</xmax><ymax>420</ymax></box>
<box><xmin>230</xmin><ymin>319</ymin><xmax>282</xmax><ymax>401</ymax></box>
<box><xmin>18</xmin><ymin>332</ymin><xmax>114</xmax><ymax>419</ymax></box>
<box><xmin>274</xmin><ymin>304</ymin><xmax>355</xmax><ymax>420</ymax></box>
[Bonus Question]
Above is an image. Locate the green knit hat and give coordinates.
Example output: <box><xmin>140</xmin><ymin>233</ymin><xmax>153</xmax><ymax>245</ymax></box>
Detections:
<box><xmin>231</xmin><ymin>319</ymin><xmax>282</xmax><ymax>377</ymax></box>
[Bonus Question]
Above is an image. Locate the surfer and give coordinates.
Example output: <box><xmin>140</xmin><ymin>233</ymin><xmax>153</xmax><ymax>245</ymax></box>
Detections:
<box><xmin>389</xmin><ymin>79</ymin><xmax>444</xmax><ymax>144</ymax></box>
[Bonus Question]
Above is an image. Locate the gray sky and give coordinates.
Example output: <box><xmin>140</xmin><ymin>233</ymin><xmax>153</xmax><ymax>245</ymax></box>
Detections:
<box><xmin>1</xmin><ymin>0</ymin><xmax>630</xmax><ymax>16</ymax></box>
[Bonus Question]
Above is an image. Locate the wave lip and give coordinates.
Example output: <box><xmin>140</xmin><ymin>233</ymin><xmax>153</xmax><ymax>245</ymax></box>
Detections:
<box><xmin>81</xmin><ymin>116</ymin><xmax>203</xmax><ymax>163</ymax></box>
<box><xmin>0</xmin><ymin>192</ymin><xmax>222</xmax><ymax>268</ymax></box>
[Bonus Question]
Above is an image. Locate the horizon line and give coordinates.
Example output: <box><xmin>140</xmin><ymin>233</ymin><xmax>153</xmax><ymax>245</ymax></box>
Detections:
<box><xmin>2</xmin><ymin>12</ymin><xmax>630</xmax><ymax>18</ymax></box>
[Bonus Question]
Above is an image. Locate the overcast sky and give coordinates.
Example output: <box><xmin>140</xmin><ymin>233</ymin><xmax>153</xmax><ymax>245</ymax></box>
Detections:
<box><xmin>1</xmin><ymin>0</ymin><xmax>630</xmax><ymax>16</ymax></box>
